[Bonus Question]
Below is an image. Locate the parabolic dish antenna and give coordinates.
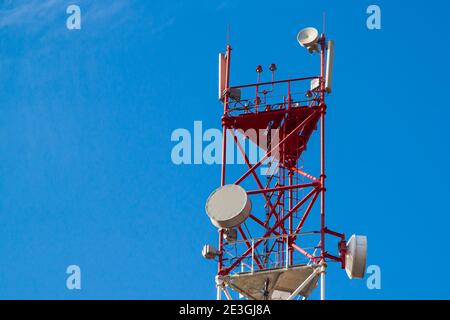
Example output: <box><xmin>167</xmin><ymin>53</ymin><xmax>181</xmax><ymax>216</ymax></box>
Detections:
<box><xmin>345</xmin><ymin>235</ymin><xmax>367</xmax><ymax>279</ymax></box>
<box><xmin>205</xmin><ymin>184</ymin><xmax>251</xmax><ymax>229</ymax></box>
<box><xmin>297</xmin><ymin>27</ymin><xmax>319</xmax><ymax>49</ymax></box>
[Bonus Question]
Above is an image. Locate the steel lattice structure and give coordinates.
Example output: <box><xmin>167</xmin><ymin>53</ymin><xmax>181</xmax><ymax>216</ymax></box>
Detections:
<box><xmin>209</xmin><ymin>33</ymin><xmax>355</xmax><ymax>300</ymax></box>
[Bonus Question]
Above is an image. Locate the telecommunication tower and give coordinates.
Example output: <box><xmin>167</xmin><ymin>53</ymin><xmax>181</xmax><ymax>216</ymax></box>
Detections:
<box><xmin>203</xmin><ymin>27</ymin><xmax>367</xmax><ymax>300</ymax></box>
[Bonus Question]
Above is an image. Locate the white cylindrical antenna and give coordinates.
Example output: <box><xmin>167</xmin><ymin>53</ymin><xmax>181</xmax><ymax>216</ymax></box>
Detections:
<box><xmin>218</xmin><ymin>53</ymin><xmax>227</xmax><ymax>100</ymax></box>
<box><xmin>325</xmin><ymin>39</ymin><xmax>334</xmax><ymax>93</ymax></box>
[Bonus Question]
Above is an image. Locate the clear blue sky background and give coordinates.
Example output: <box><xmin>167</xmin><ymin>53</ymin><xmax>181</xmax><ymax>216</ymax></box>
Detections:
<box><xmin>0</xmin><ymin>0</ymin><xmax>449</xmax><ymax>299</ymax></box>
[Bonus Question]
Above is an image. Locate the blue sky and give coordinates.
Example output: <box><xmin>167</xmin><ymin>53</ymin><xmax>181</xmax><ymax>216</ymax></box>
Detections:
<box><xmin>0</xmin><ymin>0</ymin><xmax>449</xmax><ymax>299</ymax></box>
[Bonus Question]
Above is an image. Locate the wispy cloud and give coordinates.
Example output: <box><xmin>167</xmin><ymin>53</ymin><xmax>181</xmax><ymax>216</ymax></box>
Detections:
<box><xmin>0</xmin><ymin>0</ymin><xmax>61</xmax><ymax>29</ymax></box>
<box><xmin>0</xmin><ymin>0</ymin><xmax>134</xmax><ymax>33</ymax></box>
<box><xmin>0</xmin><ymin>0</ymin><xmax>177</xmax><ymax>37</ymax></box>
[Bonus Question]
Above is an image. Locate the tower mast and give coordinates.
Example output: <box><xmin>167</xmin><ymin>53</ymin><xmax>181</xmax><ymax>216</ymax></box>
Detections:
<box><xmin>203</xmin><ymin>27</ymin><xmax>367</xmax><ymax>300</ymax></box>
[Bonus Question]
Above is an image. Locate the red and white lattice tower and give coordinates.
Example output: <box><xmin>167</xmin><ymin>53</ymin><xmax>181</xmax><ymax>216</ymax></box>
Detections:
<box><xmin>203</xmin><ymin>27</ymin><xmax>367</xmax><ymax>300</ymax></box>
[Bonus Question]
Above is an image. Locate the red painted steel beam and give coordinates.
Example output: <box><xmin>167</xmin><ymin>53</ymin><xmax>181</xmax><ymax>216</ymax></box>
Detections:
<box><xmin>247</xmin><ymin>182</ymin><xmax>318</xmax><ymax>195</ymax></box>
<box><xmin>324</xmin><ymin>252</ymin><xmax>341</xmax><ymax>263</ymax></box>
<box><xmin>324</xmin><ymin>228</ymin><xmax>345</xmax><ymax>239</ymax></box>
<box><xmin>230</xmin><ymin>129</ymin><xmax>282</xmax><ymax>227</ymax></box>
<box><xmin>230</xmin><ymin>76</ymin><xmax>320</xmax><ymax>90</ymax></box>
<box><xmin>291</xmin><ymin>243</ymin><xmax>319</xmax><ymax>263</ymax></box>
<box><xmin>292</xmin><ymin>190</ymin><xmax>320</xmax><ymax>237</ymax></box>
<box><xmin>228</xmin><ymin>128</ymin><xmax>290</xmax><ymax>235</ymax></box>
<box><xmin>249</xmin><ymin>214</ymin><xmax>266</xmax><ymax>228</ymax></box>
<box><xmin>290</xmin><ymin>167</ymin><xmax>320</xmax><ymax>183</ymax></box>
<box><xmin>263</xmin><ymin>190</ymin><xmax>285</xmax><ymax>227</ymax></box>
<box><xmin>234</xmin><ymin>109</ymin><xmax>320</xmax><ymax>186</ymax></box>
<box><xmin>220</xmin><ymin>187</ymin><xmax>319</xmax><ymax>275</ymax></box>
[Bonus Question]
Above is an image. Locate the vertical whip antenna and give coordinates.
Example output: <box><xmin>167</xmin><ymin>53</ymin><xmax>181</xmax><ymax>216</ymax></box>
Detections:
<box><xmin>226</xmin><ymin>23</ymin><xmax>231</xmax><ymax>46</ymax></box>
